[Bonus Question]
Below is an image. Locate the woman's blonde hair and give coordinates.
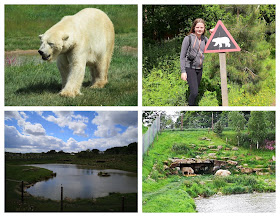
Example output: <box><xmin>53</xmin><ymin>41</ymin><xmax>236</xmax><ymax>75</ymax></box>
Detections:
<box><xmin>188</xmin><ymin>18</ymin><xmax>206</xmax><ymax>35</ymax></box>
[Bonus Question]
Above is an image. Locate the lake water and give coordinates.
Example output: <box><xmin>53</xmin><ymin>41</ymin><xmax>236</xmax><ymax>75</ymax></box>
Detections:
<box><xmin>26</xmin><ymin>164</ymin><xmax>137</xmax><ymax>200</ymax></box>
<box><xmin>195</xmin><ymin>192</ymin><xmax>276</xmax><ymax>213</ymax></box>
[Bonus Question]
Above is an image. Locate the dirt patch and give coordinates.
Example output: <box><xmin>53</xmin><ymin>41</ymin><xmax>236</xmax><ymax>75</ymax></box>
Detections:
<box><xmin>5</xmin><ymin>49</ymin><xmax>38</xmax><ymax>56</ymax></box>
<box><xmin>121</xmin><ymin>46</ymin><xmax>137</xmax><ymax>55</ymax></box>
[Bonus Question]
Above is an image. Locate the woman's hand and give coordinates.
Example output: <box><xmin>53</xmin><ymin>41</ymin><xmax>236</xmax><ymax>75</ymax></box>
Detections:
<box><xmin>209</xmin><ymin>28</ymin><xmax>214</xmax><ymax>34</ymax></box>
<box><xmin>181</xmin><ymin>72</ymin><xmax>187</xmax><ymax>81</ymax></box>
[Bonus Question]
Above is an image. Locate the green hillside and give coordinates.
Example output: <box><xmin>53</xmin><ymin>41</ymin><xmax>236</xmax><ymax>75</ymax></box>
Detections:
<box><xmin>142</xmin><ymin>130</ymin><xmax>275</xmax><ymax>212</ymax></box>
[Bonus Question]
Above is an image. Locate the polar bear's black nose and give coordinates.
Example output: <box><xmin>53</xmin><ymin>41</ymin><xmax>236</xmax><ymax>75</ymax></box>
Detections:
<box><xmin>38</xmin><ymin>50</ymin><xmax>44</xmax><ymax>55</ymax></box>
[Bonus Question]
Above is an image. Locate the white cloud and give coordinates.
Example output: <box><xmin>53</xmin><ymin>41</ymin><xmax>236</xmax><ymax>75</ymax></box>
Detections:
<box><xmin>43</xmin><ymin>111</ymin><xmax>88</xmax><ymax>137</ymax></box>
<box><xmin>92</xmin><ymin>111</ymin><xmax>137</xmax><ymax>138</ymax></box>
<box><xmin>23</xmin><ymin>122</ymin><xmax>46</xmax><ymax>136</ymax></box>
<box><xmin>5</xmin><ymin>111</ymin><xmax>25</xmax><ymax>121</ymax></box>
<box><xmin>5</xmin><ymin>125</ymin><xmax>65</xmax><ymax>153</ymax></box>
<box><xmin>5</xmin><ymin>111</ymin><xmax>47</xmax><ymax>136</ymax></box>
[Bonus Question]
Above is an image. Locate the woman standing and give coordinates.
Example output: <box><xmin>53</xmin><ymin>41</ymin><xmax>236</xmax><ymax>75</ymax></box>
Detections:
<box><xmin>180</xmin><ymin>18</ymin><xmax>213</xmax><ymax>106</ymax></box>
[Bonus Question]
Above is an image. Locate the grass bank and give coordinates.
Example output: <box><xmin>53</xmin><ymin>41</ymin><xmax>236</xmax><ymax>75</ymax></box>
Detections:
<box><xmin>142</xmin><ymin>130</ymin><xmax>275</xmax><ymax>212</ymax></box>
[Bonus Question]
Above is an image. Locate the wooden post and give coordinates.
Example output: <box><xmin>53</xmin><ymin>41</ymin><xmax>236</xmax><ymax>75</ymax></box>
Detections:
<box><xmin>211</xmin><ymin>112</ymin><xmax>214</xmax><ymax>131</ymax></box>
<box><xmin>219</xmin><ymin>53</ymin><xmax>228</xmax><ymax>106</ymax></box>
<box><xmin>21</xmin><ymin>181</ymin><xmax>24</xmax><ymax>203</ymax></box>
<box><xmin>181</xmin><ymin>113</ymin><xmax>183</xmax><ymax>131</ymax></box>
<box><xmin>61</xmin><ymin>185</ymin><xmax>63</xmax><ymax>212</ymax></box>
<box><xmin>122</xmin><ymin>196</ymin><xmax>125</xmax><ymax>212</ymax></box>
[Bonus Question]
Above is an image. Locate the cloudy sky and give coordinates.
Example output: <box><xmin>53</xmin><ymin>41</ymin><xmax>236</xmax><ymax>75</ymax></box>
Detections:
<box><xmin>5</xmin><ymin>111</ymin><xmax>138</xmax><ymax>153</ymax></box>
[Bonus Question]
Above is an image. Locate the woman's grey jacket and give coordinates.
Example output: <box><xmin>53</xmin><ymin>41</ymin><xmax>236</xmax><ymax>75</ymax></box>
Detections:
<box><xmin>180</xmin><ymin>33</ymin><xmax>208</xmax><ymax>73</ymax></box>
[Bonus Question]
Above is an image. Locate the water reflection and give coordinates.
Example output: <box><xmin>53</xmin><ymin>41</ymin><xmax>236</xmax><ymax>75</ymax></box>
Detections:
<box><xmin>26</xmin><ymin>164</ymin><xmax>137</xmax><ymax>200</ymax></box>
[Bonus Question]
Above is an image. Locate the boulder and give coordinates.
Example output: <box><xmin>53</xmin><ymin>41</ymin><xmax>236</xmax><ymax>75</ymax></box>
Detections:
<box><xmin>227</xmin><ymin>160</ymin><xmax>238</xmax><ymax>165</ymax></box>
<box><xmin>255</xmin><ymin>156</ymin><xmax>263</xmax><ymax>161</ymax></box>
<box><xmin>241</xmin><ymin>167</ymin><xmax>253</xmax><ymax>174</ymax></box>
<box><xmin>232</xmin><ymin>147</ymin><xmax>239</xmax><ymax>151</ymax></box>
<box><xmin>208</xmin><ymin>145</ymin><xmax>216</xmax><ymax>149</ymax></box>
<box><xmin>163</xmin><ymin>165</ymin><xmax>169</xmax><ymax>170</ymax></box>
<box><xmin>170</xmin><ymin>162</ymin><xmax>180</xmax><ymax>168</ymax></box>
<box><xmin>215</xmin><ymin>169</ymin><xmax>231</xmax><ymax>176</ymax></box>
<box><xmin>208</xmin><ymin>153</ymin><xmax>216</xmax><ymax>158</ymax></box>
<box><xmin>217</xmin><ymin>145</ymin><xmax>223</xmax><ymax>150</ymax></box>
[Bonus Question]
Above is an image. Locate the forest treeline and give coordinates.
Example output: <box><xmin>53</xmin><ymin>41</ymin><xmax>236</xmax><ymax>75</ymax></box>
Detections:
<box><xmin>143</xmin><ymin>111</ymin><xmax>275</xmax><ymax>150</ymax></box>
<box><xmin>5</xmin><ymin>142</ymin><xmax>138</xmax><ymax>159</ymax></box>
<box><xmin>142</xmin><ymin>5</ymin><xmax>275</xmax><ymax>106</ymax></box>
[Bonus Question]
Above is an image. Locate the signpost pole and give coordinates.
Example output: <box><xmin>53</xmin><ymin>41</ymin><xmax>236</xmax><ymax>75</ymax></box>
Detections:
<box><xmin>219</xmin><ymin>52</ymin><xmax>228</xmax><ymax>106</ymax></box>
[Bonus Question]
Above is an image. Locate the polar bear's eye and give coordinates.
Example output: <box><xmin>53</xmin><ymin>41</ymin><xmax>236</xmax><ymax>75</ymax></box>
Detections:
<box><xmin>48</xmin><ymin>42</ymin><xmax>54</xmax><ymax>47</ymax></box>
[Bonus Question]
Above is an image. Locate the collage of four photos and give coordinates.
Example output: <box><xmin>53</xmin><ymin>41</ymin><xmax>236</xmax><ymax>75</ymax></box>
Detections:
<box><xmin>3</xmin><ymin>2</ymin><xmax>277</xmax><ymax>214</ymax></box>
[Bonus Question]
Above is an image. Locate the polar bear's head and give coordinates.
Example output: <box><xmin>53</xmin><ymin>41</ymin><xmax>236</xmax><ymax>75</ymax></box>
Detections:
<box><xmin>38</xmin><ymin>32</ymin><xmax>69</xmax><ymax>61</ymax></box>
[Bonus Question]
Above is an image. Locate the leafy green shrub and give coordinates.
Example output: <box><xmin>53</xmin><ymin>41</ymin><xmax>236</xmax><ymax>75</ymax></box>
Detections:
<box><xmin>142</xmin><ymin>61</ymin><xmax>188</xmax><ymax>106</ymax></box>
<box><xmin>172</xmin><ymin>143</ymin><xmax>195</xmax><ymax>157</ymax></box>
<box><xmin>198</xmin><ymin>91</ymin><xmax>219</xmax><ymax>106</ymax></box>
<box><xmin>150</xmin><ymin>170</ymin><xmax>159</xmax><ymax>182</ymax></box>
<box><xmin>213</xmin><ymin>177</ymin><xmax>227</xmax><ymax>188</ymax></box>
<box><xmin>213</xmin><ymin>120</ymin><xmax>224</xmax><ymax>136</ymax></box>
<box><xmin>222</xmin><ymin>186</ymin><xmax>246</xmax><ymax>194</ymax></box>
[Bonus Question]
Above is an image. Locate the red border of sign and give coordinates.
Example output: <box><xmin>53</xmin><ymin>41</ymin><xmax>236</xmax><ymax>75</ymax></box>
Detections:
<box><xmin>204</xmin><ymin>20</ymin><xmax>241</xmax><ymax>53</ymax></box>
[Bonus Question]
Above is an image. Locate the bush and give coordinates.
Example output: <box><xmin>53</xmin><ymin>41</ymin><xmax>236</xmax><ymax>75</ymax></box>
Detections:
<box><xmin>142</xmin><ymin>63</ymin><xmax>188</xmax><ymax>106</ymax></box>
<box><xmin>198</xmin><ymin>91</ymin><xmax>219</xmax><ymax>106</ymax></box>
<box><xmin>171</xmin><ymin>143</ymin><xmax>195</xmax><ymax>157</ymax></box>
<box><xmin>213</xmin><ymin>120</ymin><xmax>224</xmax><ymax>136</ymax></box>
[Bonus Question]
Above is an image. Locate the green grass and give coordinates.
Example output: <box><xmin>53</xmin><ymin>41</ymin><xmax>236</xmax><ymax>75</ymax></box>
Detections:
<box><xmin>5</xmin><ymin>5</ymin><xmax>138</xmax><ymax>106</ymax></box>
<box><xmin>142</xmin><ymin>130</ymin><xmax>276</xmax><ymax>212</ymax></box>
<box><xmin>5</xmin><ymin>40</ymin><xmax>137</xmax><ymax>106</ymax></box>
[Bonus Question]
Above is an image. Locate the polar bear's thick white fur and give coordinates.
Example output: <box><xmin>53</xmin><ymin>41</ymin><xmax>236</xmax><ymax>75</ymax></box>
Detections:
<box><xmin>214</xmin><ymin>169</ymin><xmax>231</xmax><ymax>176</ymax></box>
<box><xmin>38</xmin><ymin>8</ymin><xmax>115</xmax><ymax>97</ymax></box>
<box><xmin>212</xmin><ymin>37</ymin><xmax>231</xmax><ymax>48</ymax></box>
<box><xmin>181</xmin><ymin>167</ymin><xmax>194</xmax><ymax>175</ymax></box>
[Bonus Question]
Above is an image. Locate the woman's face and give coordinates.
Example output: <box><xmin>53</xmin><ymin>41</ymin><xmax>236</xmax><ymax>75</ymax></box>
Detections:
<box><xmin>194</xmin><ymin>22</ymin><xmax>205</xmax><ymax>36</ymax></box>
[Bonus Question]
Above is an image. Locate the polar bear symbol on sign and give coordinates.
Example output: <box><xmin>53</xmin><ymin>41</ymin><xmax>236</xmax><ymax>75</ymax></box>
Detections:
<box><xmin>212</xmin><ymin>37</ymin><xmax>231</xmax><ymax>48</ymax></box>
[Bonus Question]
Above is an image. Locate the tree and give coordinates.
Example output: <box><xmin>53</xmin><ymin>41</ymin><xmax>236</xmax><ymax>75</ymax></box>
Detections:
<box><xmin>228</xmin><ymin>111</ymin><xmax>247</xmax><ymax>146</ymax></box>
<box><xmin>91</xmin><ymin>149</ymin><xmax>100</xmax><ymax>154</ymax></box>
<box><xmin>213</xmin><ymin>120</ymin><xmax>224</xmax><ymax>136</ymax></box>
<box><xmin>248</xmin><ymin>111</ymin><xmax>267</xmax><ymax>149</ymax></box>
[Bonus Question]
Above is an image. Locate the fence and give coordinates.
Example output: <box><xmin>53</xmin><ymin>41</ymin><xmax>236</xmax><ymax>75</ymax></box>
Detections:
<box><xmin>142</xmin><ymin>116</ymin><xmax>161</xmax><ymax>156</ymax></box>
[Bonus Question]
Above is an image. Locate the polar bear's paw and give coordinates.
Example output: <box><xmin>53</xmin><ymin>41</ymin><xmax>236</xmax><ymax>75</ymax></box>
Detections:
<box><xmin>90</xmin><ymin>81</ymin><xmax>108</xmax><ymax>89</ymax></box>
<box><xmin>59</xmin><ymin>89</ymin><xmax>82</xmax><ymax>98</ymax></box>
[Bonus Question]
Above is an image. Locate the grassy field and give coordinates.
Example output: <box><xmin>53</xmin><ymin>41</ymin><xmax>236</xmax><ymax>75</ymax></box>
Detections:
<box><xmin>142</xmin><ymin>130</ymin><xmax>276</xmax><ymax>212</ymax></box>
<box><xmin>5</xmin><ymin>154</ymin><xmax>137</xmax><ymax>212</ymax></box>
<box><xmin>5</xmin><ymin>5</ymin><xmax>138</xmax><ymax>106</ymax></box>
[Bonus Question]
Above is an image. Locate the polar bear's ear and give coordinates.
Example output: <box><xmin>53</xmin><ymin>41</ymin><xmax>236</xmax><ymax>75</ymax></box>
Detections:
<box><xmin>39</xmin><ymin>34</ymin><xmax>43</xmax><ymax>40</ymax></box>
<box><xmin>62</xmin><ymin>34</ymin><xmax>69</xmax><ymax>41</ymax></box>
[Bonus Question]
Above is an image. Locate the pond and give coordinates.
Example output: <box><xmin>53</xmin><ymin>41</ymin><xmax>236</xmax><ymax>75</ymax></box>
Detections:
<box><xmin>195</xmin><ymin>192</ymin><xmax>276</xmax><ymax>213</ymax></box>
<box><xmin>26</xmin><ymin>164</ymin><xmax>137</xmax><ymax>200</ymax></box>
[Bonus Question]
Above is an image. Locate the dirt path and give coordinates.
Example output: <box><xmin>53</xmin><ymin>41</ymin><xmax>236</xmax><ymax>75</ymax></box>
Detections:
<box><xmin>5</xmin><ymin>49</ymin><xmax>38</xmax><ymax>56</ymax></box>
<box><xmin>5</xmin><ymin>46</ymin><xmax>138</xmax><ymax>56</ymax></box>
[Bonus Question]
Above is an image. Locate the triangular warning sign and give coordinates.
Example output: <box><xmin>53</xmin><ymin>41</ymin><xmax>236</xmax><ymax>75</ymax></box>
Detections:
<box><xmin>204</xmin><ymin>20</ymin><xmax>241</xmax><ymax>53</ymax></box>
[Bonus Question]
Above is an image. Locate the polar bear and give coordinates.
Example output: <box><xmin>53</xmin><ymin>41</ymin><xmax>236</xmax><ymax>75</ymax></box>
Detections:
<box><xmin>212</xmin><ymin>37</ymin><xmax>231</xmax><ymax>48</ymax></box>
<box><xmin>214</xmin><ymin>169</ymin><xmax>231</xmax><ymax>176</ymax></box>
<box><xmin>38</xmin><ymin>8</ymin><xmax>115</xmax><ymax>97</ymax></box>
<box><xmin>181</xmin><ymin>167</ymin><xmax>194</xmax><ymax>175</ymax></box>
